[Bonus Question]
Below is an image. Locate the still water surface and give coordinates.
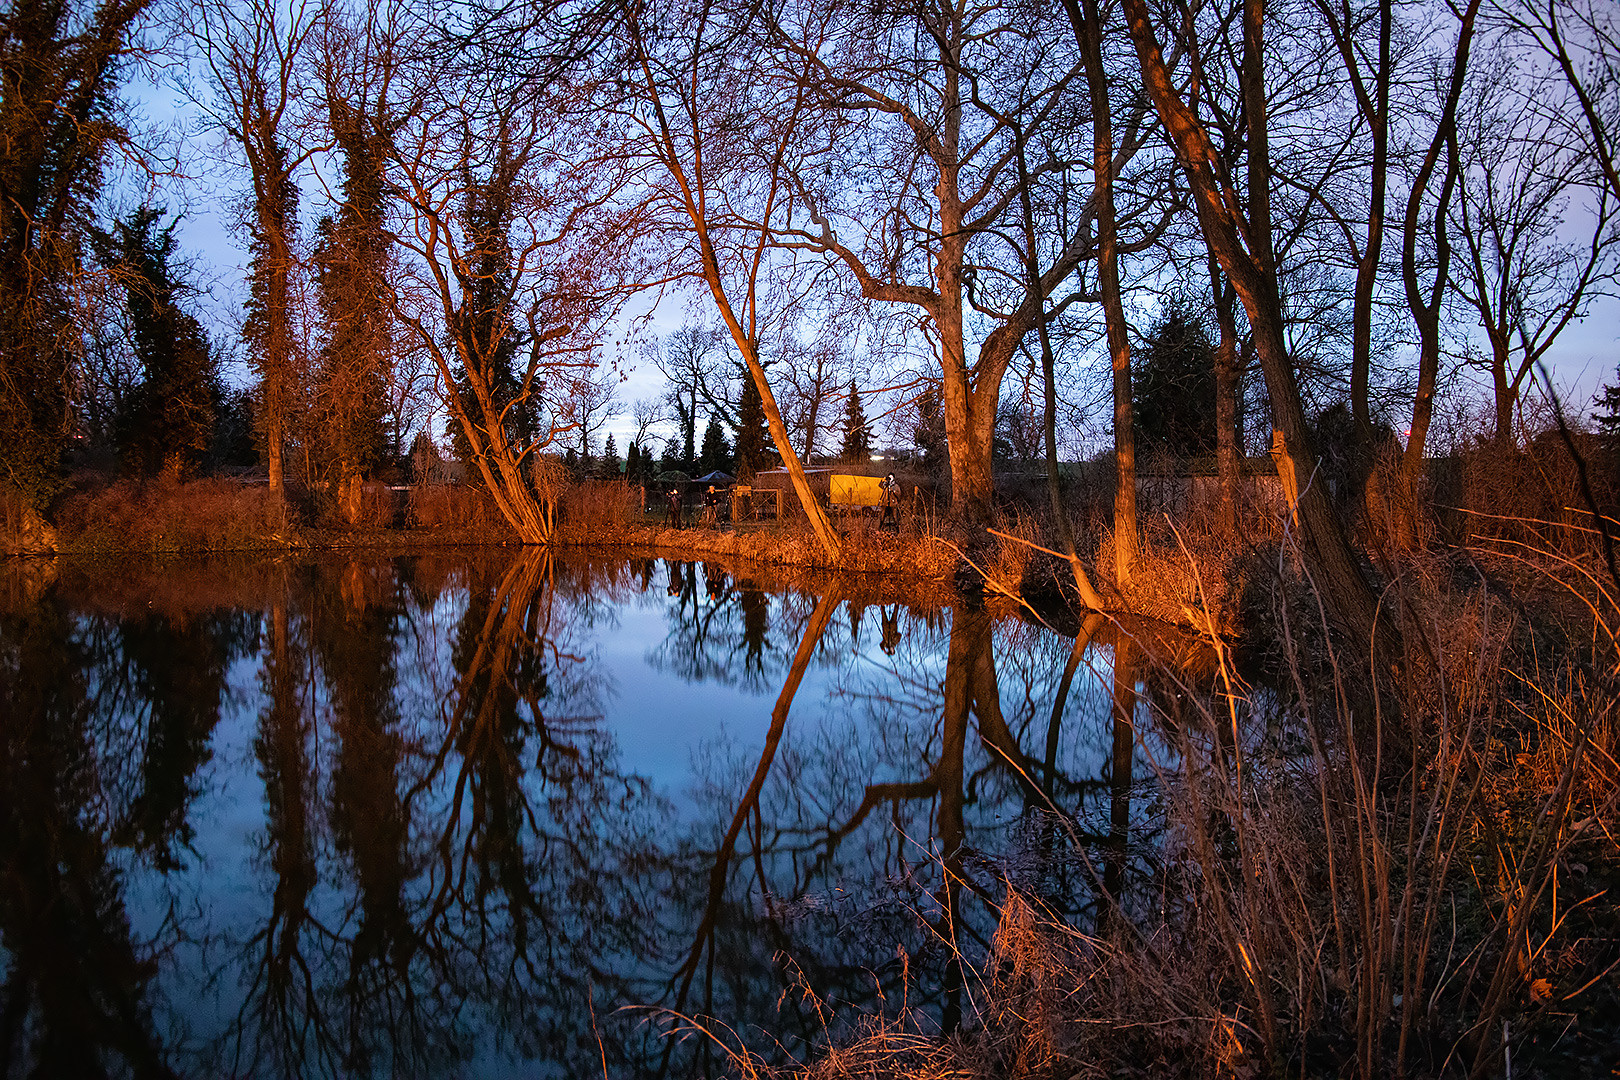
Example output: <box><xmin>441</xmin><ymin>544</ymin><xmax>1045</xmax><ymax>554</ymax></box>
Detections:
<box><xmin>0</xmin><ymin>550</ymin><xmax>1189</xmax><ymax>1078</ymax></box>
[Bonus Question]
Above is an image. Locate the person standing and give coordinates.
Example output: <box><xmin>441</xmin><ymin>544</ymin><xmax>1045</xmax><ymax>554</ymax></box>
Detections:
<box><xmin>879</xmin><ymin>473</ymin><xmax>899</xmax><ymax>530</ymax></box>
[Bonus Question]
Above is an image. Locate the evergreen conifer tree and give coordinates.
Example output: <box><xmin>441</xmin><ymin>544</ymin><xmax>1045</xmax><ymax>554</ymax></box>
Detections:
<box><xmin>699</xmin><ymin>418</ymin><xmax>730</xmax><ymax>474</ymax></box>
<box><xmin>99</xmin><ymin>208</ymin><xmax>219</xmax><ymax>478</ymax></box>
<box><xmin>840</xmin><ymin>382</ymin><xmax>872</xmax><ymax>463</ymax></box>
<box><xmin>626</xmin><ymin>441</ymin><xmax>641</xmax><ymax>483</ymax></box>
<box><xmin>598</xmin><ymin>434</ymin><xmax>622</xmax><ymax>479</ymax></box>
<box><xmin>0</xmin><ymin>0</ymin><xmax>145</xmax><ymax>504</ymax></box>
<box><xmin>1596</xmin><ymin>366</ymin><xmax>1620</xmax><ymax>450</ymax></box>
<box><xmin>734</xmin><ymin>371</ymin><xmax>773</xmax><ymax>480</ymax></box>
<box><xmin>1132</xmin><ymin>307</ymin><xmax>1217</xmax><ymax>458</ymax></box>
<box><xmin>659</xmin><ymin>439</ymin><xmax>682</xmax><ymax>476</ymax></box>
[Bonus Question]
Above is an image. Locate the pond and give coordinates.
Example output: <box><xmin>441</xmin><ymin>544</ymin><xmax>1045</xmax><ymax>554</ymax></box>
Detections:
<box><xmin>0</xmin><ymin>550</ymin><xmax>1207</xmax><ymax>1079</ymax></box>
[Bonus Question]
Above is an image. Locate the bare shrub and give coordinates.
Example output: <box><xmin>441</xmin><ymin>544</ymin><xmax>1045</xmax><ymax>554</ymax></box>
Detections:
<box><xmin>55</xmin><ymin>477</ymin><xmax>292</xmax><ymax>551</ymax></box>
<box><xmin>356</xmin><ymin>481</ymin><xmax>400</xmax><ymax>529</ymax></box>
<box><xmin>556</xmin><ymin>478</ymin><xmax>634</xmax><ymax>540</ymax></box>
<box><xmin>407</xmin><ymin>483</ymin><xmax>501</xmax><ymax>529</ymax></box>
<box><xmin>1446</xmin><ymin>422</ymin><xmax>1619</xmax><ymax>560</ymax></box>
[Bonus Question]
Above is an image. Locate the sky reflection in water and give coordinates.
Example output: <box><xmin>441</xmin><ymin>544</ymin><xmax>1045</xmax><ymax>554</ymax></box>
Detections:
<box><xmin>0</xmin><ymin>550</ymin><xmax>1175</xmax><ymax>1079</ymax></box>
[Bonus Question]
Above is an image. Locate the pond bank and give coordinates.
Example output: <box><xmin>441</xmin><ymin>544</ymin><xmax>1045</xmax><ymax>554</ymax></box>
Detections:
<box><xmin>5</xmin><ymin>475</ymin><xmax>1249</xmax><ymax>632</ymax></box>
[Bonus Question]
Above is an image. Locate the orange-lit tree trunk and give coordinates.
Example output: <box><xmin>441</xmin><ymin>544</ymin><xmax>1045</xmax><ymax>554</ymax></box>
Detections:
<box><xmin>620</xmin><ymin>7</ymin><xmax>842</xmax><ymax>558</ymax></box>
<box><xmin>1067</xmin><ymin>0</ymin><xmax>1140</xmax><ymax>586</ymax></box>
<box><xmin>191</xmin><ymin>0</ymin><xmax>318</xmax><ymax>504</ymax></box>
<box><xmin>1120</xmin><ymin>0</ymin><xmax>1384</xmax><ymax>647</ymax></box>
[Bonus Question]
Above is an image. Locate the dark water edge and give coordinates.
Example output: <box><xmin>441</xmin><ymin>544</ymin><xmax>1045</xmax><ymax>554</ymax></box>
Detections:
<box><xmin>0</xmin><ymin>549</ymin><xmax>1198</xmax><ymax>1079</ymax></box>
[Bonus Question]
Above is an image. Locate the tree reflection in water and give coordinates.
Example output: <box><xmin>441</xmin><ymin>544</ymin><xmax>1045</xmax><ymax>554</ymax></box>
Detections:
<box><xmin>0</xmin><ymin>589</ymin><xmax>225</xmax><ymax>1077</ymax></box>
<box><xmin>0</xmin><ymin>552</ymin><xmax>1202</xmax><ymax>1079</ymax></box>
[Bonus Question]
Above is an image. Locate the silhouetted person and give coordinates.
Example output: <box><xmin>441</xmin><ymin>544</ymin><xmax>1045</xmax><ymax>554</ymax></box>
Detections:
<box><xmin>880</xmin><ymin>606</ymin><xmax>903</xmax><ymax>655</ymax></box>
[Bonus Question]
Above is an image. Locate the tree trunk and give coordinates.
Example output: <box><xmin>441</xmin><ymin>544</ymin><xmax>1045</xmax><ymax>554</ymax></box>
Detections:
<box><xmin>1341</xmin><ymin>0</ymin><xmax>1392</xmax><ymax>439</ymax></box>
<box><xmin>1398</xmin><ymin>0</ymin><xmax>1481</xmax><ymax>548</ymax></box>
<box><xmin>1076</xmin><ymin>0</ymin><xmax>1139</xmax><ymax>587</ymax></box>
<box><xmin>695</xmin><ymin>234</ymin><xmax>843</xmax><ymax>559</ymax></box>
<box><xmin>1490</xmin><ymin>328</ymin><xmax>1515</xmax><ymax>445</ymax></box>
<box><xmin>1014</xmin><ymin>105</ymin><xmax>1107</xmax><ymax>611</ymax></box>
<box><xmin>1121</xmin><ymin>0</ymin><xmax>1385</xmax><ymax>649</ymax></box>
<box><xmin>1209</xmin><ymin>253</ymin><xmax>1240</xmax><ymax>533</ymax></box>
<box><xmin>262</xmin><ymin>194</ymin><xmax>293</xmax><ymax>501</ymax></box>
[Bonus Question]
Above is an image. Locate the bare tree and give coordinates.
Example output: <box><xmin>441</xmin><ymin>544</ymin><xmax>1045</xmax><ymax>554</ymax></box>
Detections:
<box><xmin>1119</xmin><ymin>0</ymin><xmax>1384</xmax><ymax>646</ymax></box>
<box><xmin>628</xmin><ymin>395</ymin><xmax>668</xmax><ymax>457</ymax></box>
<box><xmin>1493</xmin><ymin>0</ymin><xmax>1620</xmax><ymax>206</ymax></box>
<box><xmin>754</xmin><ymin>0</ymin><xmax>1138</xmax><ymax>527</ymax></box>
<box><xmin>186</xmin><ymin>0</ymin><xmax>320</xmax><ymax>501</ymax></box>
<box><xmin>1450</xmin><ymin>52</ymin><xmax>1620</xmax><ymax>443</ymax></box>
<box><xmin>384</xmin><ymin>33</ymin><xmax>643</xmax><ymax>542</ymax></box>
<box><xmin>558</xmin><ymin>366</ymin><xmax>622</xmax><ymax>457</ymax></box>
<box><xmin>773</xmin><ymin>333</ymin><xmax>850</xmax><ymax>463</ymax></box>
<box><xmin>647</xmin><ymin>322</ymin><xmax>727</xmax><ymax>463</ymax></box>
<box><xmin>1396</xmin><ymin>0</ymin><xmax>1484</xmax><ymax>548</ymax></box>
<box><xmin>1314</xmin><ymin>0</ymin><xmax>1397</xmax><ymax>440</ymax></box>
<box><xmin>1063</xmin><ymin>0</ymin><xmax>1139</xmax><ymax>588</ymax></box>
<box><xmin>611</xmin><ymin>0</ymin><xmax>843</xmax><ymax>557</ymax></box>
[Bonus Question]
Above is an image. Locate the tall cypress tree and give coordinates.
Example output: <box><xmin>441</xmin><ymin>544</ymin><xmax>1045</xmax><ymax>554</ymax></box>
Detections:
<box><xmin>1132</xmin><ymin>307</ymin><xmax>1217</xmax><ymax>458</ymax></box>
<box><xmin>699</xmin><ymin>418</ymin><xmax>730</xmax><ymax>474</ymax></box>
<box><xmin>597</xmin><ymin>434</ymin><xmax>622</xmax><ymax>479</ymax></box>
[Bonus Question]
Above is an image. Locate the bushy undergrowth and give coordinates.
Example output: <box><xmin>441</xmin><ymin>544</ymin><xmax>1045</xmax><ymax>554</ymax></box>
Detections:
<box><xmin>1441</xmin><ymin>431</ymin><xmax>1620</xmax><ymax>559</ymax></box>
<box><xmin>55</xmin><ymin>476</ymin><xmax>294</xmax><ymax>551</ymax></box>
<box><xmin>408</xmin><ymin>482</ymin><xmax>504</xmax><ymax>530</ymax></box>
<box><xmin>553</xmin><ymin>478</ymin><xmax>637</xmax><ymax>539</ymax></box>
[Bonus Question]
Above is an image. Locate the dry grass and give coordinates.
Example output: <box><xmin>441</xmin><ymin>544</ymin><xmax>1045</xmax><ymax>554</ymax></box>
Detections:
<box><xmin>714</xmin><ymin>517</ymin><xmax>1620</xmax><ymax>1080</ymax></box>
<box><xmin>562</xmin><ymin>513</ymin><xmax>960</xmax><ymax>579</ymax></box>
<box><xmin>54</xmin><ymin>476</ymin><xmax>296</xmax><ymax>552</ymax></box>
<box><xmin>554</xmin><ymin>479</ymin><xmax>637</xmax><ymax>540</ymax></box>
<box><xmin>408</xmin><ymin>482</ymin><xmax>504</xmax><ymax>530</ymax></box>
